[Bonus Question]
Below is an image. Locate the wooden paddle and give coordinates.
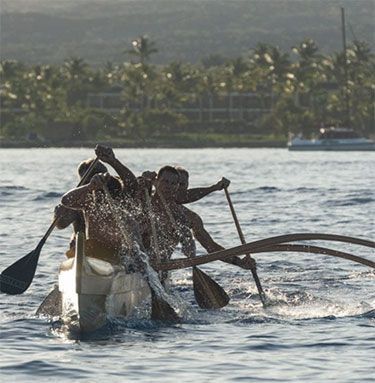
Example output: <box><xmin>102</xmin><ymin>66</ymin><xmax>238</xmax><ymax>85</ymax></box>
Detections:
<box><xmin>0</xmin><ymin>157</ymin><xmax>100</xmax><ymax>295</ymax></box>
<box><xmin>35</xmin><ymin>285</ymin><xmax>62</xmax><ymax>317</ymax></box>
<box><xmin>224</xmin><ymin>187</ymin><xmax>267</xmax><ymax>305</ymax></box>
<box><xmin>156</xmin><ymin>190</ymin><xmax>229</xmax><ymax>309</ymax></box>
<box><xmin>143</xmin><ymin>189</ymin><xmax>181</xmax><ymax>321</ymax></box>
<box><xmin>192</xmin><ymin>266</ymin><xmax>230</xmax><ymax>309</ymax></box>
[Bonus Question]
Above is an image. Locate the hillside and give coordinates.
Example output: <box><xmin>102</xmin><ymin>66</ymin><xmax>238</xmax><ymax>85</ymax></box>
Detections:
<box><xmin>1</xmin><ymin>0</ymin><xmax>374</xmax><ymax>65</ymax></box>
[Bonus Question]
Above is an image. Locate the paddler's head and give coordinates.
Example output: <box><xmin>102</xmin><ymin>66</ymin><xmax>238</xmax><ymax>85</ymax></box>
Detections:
<box><xmin>133</xmin><ymin>171</ymin><xmax>157</xmax><ymax>202</ymax></box>
<box><xmin>105</xmin><ymin>174</ymin><xmax>122</xmax><ymax>198</ymax></box>
<box><xmin>89</xmin><ymin>172</ymin><xmax>122</xmax><ymax>199</ymax></box>
<box><xmin>175</xmin><ymin>166</ymin><xmax>189</xmax><ymax>193</ymax></box>
<box><xmin>156</xmin><ymin>166</ymin><xmax>180</xmax><ymax>200</ymax></box>
<box><xmin>77</xmin><ymin>158</ymin><xmax>108</xmax><ymax>184</ymax></box>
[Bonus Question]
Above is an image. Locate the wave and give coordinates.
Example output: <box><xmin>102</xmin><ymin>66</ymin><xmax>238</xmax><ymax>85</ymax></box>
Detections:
<box><xmin>234</xmin><ymin>186</ymin><xmax>344</xmax><ymax>195</ymax></box>
<box><xmin>0</xmin><ymin>360</ymin><xmax>91</xmax><ymax>378</ymax></box>
<box><xmin>0</xmin><ymin>185</ymin><xmax>29</xmax><ymax>197</ymax></box>
<box><xmin>359</xmin><ymin>309</ymin><xmax>375</xmax><ymax>319</ymax></box>
<box><xmin>290</xmin><ymin>187</ymin><xmax>338</xmax><ymax>193</ymax></box>
<box><xmin>255</xmin><ymin>186</ymin><xmax>280</xmax><ymax>193</ymax></box>
<box><xmin>228</xmin><ymin>316</ymin><xmax>284</xmax><ymax>325</ymax></box>
<box><xmin>325</xmin><ymin>197</ymin><xmax>374</xmax><ymax>207</ymax></box>
<box><xmin>32</xmin><ymin>192</ymin><xmax>62</xmax><ymax>201</ymax></box>
<box><xmin>232</xmin><ymin>187</ymin><xmax>281</xmax><ymax>195</ymax></box>
<box><xmin>0</xmin><ymin>185</ymin><xmax>28</xmax><ymax>191</ymax></box>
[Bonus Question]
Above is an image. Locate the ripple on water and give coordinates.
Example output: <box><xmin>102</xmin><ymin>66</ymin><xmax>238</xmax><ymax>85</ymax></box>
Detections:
<box><xmin>32</xmin><ymin>191</ymin><xmax>63</xmax><ymax>201</ymax></box>
<box><xmin>0</xmin><ymin>148</ymin><xmax>374</xmax><ymax>383</ymax></box>
<box><xmin>1</xmin><ymin>360</ymin><xmax>92</xmax><ymax>378</ymax></box>
<box><xmin>324</xmin><ymin>197</ymin><xmax>375</xmax><ymax>207</ymax></box>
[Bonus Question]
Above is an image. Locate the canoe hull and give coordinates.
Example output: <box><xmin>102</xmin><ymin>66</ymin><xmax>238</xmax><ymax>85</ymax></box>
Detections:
<box><xmin>58</xmin><ymin>233</ymin><xmax>150</xmax><ymax>333</ymax></box>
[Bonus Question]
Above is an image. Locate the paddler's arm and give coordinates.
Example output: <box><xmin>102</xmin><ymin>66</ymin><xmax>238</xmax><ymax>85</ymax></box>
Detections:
<box><xmin>177</xmin><ymin>177</ymin><xmax>231</xmax><ymax>204</ymax></box>
<box><xmin>186</xmin><ymin>207</ymin><xmax>255</xmax><ymax>269</ymax></box>
<box><xmin>169</xmin><ymin>206</ymin><xmax>197</xmax><ymax>258</ymax></box>
<box><xmin>186</xmin><ymin>208</ymin><xmax>224</xmax><ymax>253</ymax></box>
<box><xmin>180</xmin><ymin>227</ymin><xmax>197</xmax><ymax>258</ymax></box>
<box><xmin>61</xmin><ymin>173</ymin><xmax>105</xmax><ymax>210</ymax></box>
<box><xmin>95</xmin><ymin>144</ymin><xmax>138</xmax><ymax>195</ymax></box>
<box><xmin>53</xmin><ymin>204</ymin><xmax>80</xmax><ymax>229</ymax></box>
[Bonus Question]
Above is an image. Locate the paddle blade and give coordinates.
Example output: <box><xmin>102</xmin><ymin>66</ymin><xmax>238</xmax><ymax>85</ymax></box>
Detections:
<box><xmin>151</xmin><ymin>290</ymin><xmax>180</xmax><ymax>322</ymax></box>
<box><xmin>36</xmin><ymin>285</ymin><xmax>62</xmax><ymax>317</ymax></box>
<box><xmin>193</xmin><ymin>266</ymin><xmax>230</xmax><ymax>309</ymax></box>
<box><xmin>0</xmin><ymin>247</ymin><xmax>41</xmax><ymax>295</ymax></box>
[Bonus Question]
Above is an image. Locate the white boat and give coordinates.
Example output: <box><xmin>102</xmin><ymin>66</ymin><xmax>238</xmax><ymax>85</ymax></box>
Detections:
<box><xmin>58</xmin><ymin>233</ymin><xmax>151</xmax><ymax>333</ymax></box>
<box><xmin>288</xmin><ymin>127</ymin><xmax>375</xmax><ymax>151</ymax></box>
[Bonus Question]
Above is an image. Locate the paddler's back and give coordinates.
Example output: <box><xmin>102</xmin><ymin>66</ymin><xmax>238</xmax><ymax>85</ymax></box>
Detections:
<box><xmin>65</xmin><ymin>238</ymin><xmax>121</xmax><ymax>264</ymax></box>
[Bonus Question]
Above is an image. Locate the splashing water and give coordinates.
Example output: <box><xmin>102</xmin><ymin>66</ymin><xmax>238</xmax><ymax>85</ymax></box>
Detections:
<box><xmin>102</xmin><ymin>188</ymin><xmax>184</xmax><ymax>314</ymax></box>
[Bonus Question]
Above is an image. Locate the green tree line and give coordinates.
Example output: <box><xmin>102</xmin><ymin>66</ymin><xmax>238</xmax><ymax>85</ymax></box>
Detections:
<box><xmin>1</xmin><ymin>36</ymin><xmax>374</xmax><ymax>144</ymax></box>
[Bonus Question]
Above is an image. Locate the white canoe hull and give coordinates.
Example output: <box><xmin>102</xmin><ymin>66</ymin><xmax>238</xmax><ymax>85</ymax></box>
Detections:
<box><xmin>58</xmin><ymin>234</ymin><xmax>150</xmax><ymax>333</ymax></box>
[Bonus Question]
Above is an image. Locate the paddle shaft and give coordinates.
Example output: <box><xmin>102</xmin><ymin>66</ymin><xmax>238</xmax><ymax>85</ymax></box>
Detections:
<box><xmin>224</xmin><ymin>187</ymin><xmax>266</xmax><ymax>304</ymax></box>
<box><xmin>144</xmin><ymin>190</ymin><xmax>161</xmax><ymax>263</ymax></box>
<box><xmin>156</xmin><ymin>190</ymin><xmax>196</xmax><ymax>258</ymax></box>
<box><xmin>224</xmin><ymin>188</ymin><xmax>247</xmax><ymax>245</ymax></box>
<box><xmin>0</xmin><ymin>157</ymin><xmax>101</xmax><ymax>295</ymax></box>
<box><xmin>37</xmin><ymin>158</ymin><xmax>100</xmax><ymax>247</ymax></box>
<box><xmin>156</xmin><ymin>189</ymin><xmax>230</xmax><ymax>309</ymax></box>
<box><xmin>40</xmin><ymin>158</ymin><xmax>101</xmax><ymax>246</ymax></box>
<box><xmin>145</xmin><ymin>190</ymin><xmax>181</xmax><ymax>320</ymax></box>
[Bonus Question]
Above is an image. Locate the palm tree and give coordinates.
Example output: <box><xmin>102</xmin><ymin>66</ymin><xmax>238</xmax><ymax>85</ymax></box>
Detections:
<box><xmin>0</xmin><ymin>60</ymin><xmax>24</xmax><ymax>80</ymax></box>
<box><xmin>60</xmin><ymin>57</ymin><xmax>92</xmax><ymax>107</ymax></box>
<box><xmin>62</xmin><ymin>57</ymin><xmax>89</xmax><ymax>80</ymax></box>
<box><xmin>124</xmin><ymin>35</ymin><xmax>158</xmax><ymax>65</ymax></box>
<box><xmin>292</xmin><ymin>39</ymin><xmax>319</xmax><ymax>65</ymax></box>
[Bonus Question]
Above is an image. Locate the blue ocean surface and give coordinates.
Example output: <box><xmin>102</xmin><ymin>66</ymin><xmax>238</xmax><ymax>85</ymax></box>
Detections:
<box><xmin>0</xmin><ymin>148</ymin><xmax>374</xmax><ymax>382</ymax></box>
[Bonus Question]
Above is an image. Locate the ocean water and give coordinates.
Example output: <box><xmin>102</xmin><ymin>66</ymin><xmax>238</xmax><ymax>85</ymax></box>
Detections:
<box><xmin>0</xmin><ymin>148</ymin><xmax>374</xmax><ymax>382</ymax></box>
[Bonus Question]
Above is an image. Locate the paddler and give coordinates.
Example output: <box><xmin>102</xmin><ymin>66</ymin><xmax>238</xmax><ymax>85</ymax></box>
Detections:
<box><xmin>55</xmin><ymin>145</ymin><xmax>140</xmax><ymax>258</ymax></box>
<box><xmin>93</xmin><ymin>145</ymin><xmax>158</xmax><ymax>253</ymax></box>
<box><xmin>175</xmin><ymin>167</ymin><xmax>256</xmax><ymax>270</ymax></box>
<box><xmin>61</xmin><ymin>172</ymin><xmax>142</xmax><ymax>264</ymax></box>
<box><xmin>146</xmin><ymin>166</ymin><xmax>196</xmax><ymax>265</ymax></box>
<box><xmin>54</xmin><ymin>158</ymin><xmax>108</xmax><ymax>257</ymax></box>
<box><xmin>38</xmin><ymin>170</ymin><xmax>134</xmax><ymax>317</ymax></box>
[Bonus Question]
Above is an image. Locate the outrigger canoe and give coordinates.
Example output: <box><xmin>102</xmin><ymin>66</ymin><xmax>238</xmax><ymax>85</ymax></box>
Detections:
<box><xmin>31</xmin><ymin>231</ymin><xmax>374</xmax><ymax>334</ymax></box>
<box><xmin>58</xmin><ymin>232</ymin><xmax>150</xmax><ymax>333</ymax></box>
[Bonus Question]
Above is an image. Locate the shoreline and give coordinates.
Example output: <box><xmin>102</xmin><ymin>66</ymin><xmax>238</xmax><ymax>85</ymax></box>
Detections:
<box><xmin>0</xmin><ymin>139</ymin><xmax>287</xmax><ymax>149</ymax></box>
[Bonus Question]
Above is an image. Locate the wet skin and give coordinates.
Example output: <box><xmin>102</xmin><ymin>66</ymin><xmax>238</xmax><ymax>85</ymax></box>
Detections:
<box><xmin>54</xmin><ymin>159</ymin><xmax>108</xmax><ymax>250</ymax></box>
<box><xmin>175</xmin><ymin>170</ymin><xmax>256</xmax><ymax>270</ymax></box>
<box><xmin>150</xmin><ymin>170</ymin><xmax>196</xmax><ymax>261</ymax></box>
<box><xmin>61</xmin><ymin>173</ymin><xmax>127</xmax><ymax>252</ymax></box>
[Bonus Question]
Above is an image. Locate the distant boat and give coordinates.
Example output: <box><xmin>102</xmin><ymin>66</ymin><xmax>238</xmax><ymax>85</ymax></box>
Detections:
<box><xmin>289</xmin><ymin>8</ymin><xmax>375</xmax><ymax>152</ymax></box>
<box><xmin>288</xmin><ymin>127</ymin><xmax>375</xmax><ymax>151</ymax></box>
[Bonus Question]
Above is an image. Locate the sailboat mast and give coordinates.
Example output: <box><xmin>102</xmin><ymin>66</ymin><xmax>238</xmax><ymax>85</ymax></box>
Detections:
<box><xmin>341</xmin><ymin>7</ymin><xmax>351</xmax><ymax>128</ymax></box>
